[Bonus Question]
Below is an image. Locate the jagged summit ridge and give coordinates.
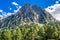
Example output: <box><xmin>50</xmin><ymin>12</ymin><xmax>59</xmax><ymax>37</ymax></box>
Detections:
<box><xmin>0</xmin><ymin>4</ymin><xmax>56</xmax><ymax>28</ymax></box>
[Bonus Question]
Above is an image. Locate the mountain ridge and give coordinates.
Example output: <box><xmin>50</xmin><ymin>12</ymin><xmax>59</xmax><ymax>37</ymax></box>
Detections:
<box><xmin>0</xmin><ymin>4</ymin><xmax>58</xmax><ymax>28</ymax></box>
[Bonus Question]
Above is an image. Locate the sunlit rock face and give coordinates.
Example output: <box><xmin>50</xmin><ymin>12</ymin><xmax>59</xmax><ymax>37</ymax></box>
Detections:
<box><xmin>0</xmin><ymin>4</ymin><xmax>56</xmax><ymax>28</ymax></box>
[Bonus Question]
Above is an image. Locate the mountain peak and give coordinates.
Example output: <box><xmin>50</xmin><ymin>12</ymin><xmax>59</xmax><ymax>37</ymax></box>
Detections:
<box><xmin>22</xmin><ymin>3</ymin><xmax>31</xmax><ymax>9</ymax></box>
<box><xmin>25</xmin><ymin>3</ymin><xmax>30</xmax><ymax>6</ymax></box>
<box><xmin>0</xmin><ymin>4</ymin><xmax>57</xmax><ymax>28</ymax></box>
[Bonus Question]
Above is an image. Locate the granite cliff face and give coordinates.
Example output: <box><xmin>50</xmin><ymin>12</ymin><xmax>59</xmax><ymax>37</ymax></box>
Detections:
<box><xmin>0</xmin><ymin>4</ymin><xmax>56</xmax><ymax>28</ymax></box>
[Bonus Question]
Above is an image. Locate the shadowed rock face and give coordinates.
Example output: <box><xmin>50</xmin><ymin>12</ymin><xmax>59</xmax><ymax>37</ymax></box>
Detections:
<box><xmin>0</xmin><ymin>4</ymin><xmax>56</xmax><ymax>28</ymax></box>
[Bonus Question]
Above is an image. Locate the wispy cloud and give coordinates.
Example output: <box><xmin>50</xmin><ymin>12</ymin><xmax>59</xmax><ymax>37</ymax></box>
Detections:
<box><xmin>56</xmin><ymin>1</ymin><xmax>59</xmax><ymax>4</ymax></box>
<box><xmin>0</xmin><ymin>1</ymin><xmax>22</xmax><ymax>19</ymax></box>
<box><xmin>0</xmin><ymin>7</ymin><xmax>22</xmax><ymax>18</ymax></box>
<box><xmin>0</xmin><ymin>10</ymin><xmax>14</xmax><ymax>18</ymax></box>
<box><xmin>12</xmin><ymin>2</ymin><xmax>18</xmax><ymax>6</ymax></box>
<box><xmin>9</xmin><ymin>8</ymin><xmax>12</xmax><ymax>10</ymax></box>
<box><xmin>0</xmin><ymin>15</ymin><xmax>3</xmax><ymax>18</ymax></box>
<box><xmin>12</xmin><ymin>2</ymin><xmax>22</xmax><ymax>8</ymax></box>
<box><xmin>0</xmin><ymin>9</ymin><xmax>3</xmax><ymax>12</ymax></box>
<box><xmin>14</xmin><ymin>6</ymin><xmax>22</xmax><ymax>12</ymax></box>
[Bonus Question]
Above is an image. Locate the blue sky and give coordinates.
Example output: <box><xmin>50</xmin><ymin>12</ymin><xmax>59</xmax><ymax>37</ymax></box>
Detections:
<box><xmin>0</xmin><ymin>0</ymin><xmax>60</xmax><ymax>21</ymax></box>
<box><xmin>0</xmin><ymin>0</ymin><xmax>58</xmax><ymax>13</ymax></box>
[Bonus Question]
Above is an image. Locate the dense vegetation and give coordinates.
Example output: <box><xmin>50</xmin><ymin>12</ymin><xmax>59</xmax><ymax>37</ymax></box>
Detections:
<box><xmin>0</xmin><ymin>23</ymin><xmax>60</xmax><ymax>40</ymax></box>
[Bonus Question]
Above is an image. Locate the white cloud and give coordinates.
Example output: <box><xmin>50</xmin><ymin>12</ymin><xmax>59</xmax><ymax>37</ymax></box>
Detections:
<box><xmin>9</xmin><ymin>8</ymin><xmax>12</xmax><ymax>10</ymax></box>
<box><xmin>0</xmin><ymin>10</ymin><xmax>3</xmax><ymax>12</ymax></box>
<box><xmin>0</xmin><ymin>12</ymin><xmax>14</xmax><ymax>18</ymax></box>
<box><xmin>56</xmin><ymin>1</ymin><xmax>59</xmax><ymax>4</ymax></box>
<box><xmin>14</xmin><ymin>6</ymin><xmax>22</xmax><ymax>12</ymax></box>
<box><xmin>3</xmin><ymin>12</ymin><xmax>14</xmax><ymax>17</ymax></box>
<box><xmin>0</xmin><ymin>9</ymin><xmax>4</xmax><ymax>18</ymax></box>
<box><xmin>19</xmin><ymin>6</ymin><xmax>22</xmax><ymax>8</ymax></box>
<box><xmin>12</xmin><ymin>2</ymin><xmax>21</xmax><ymax>9</ymax></box>
<box><xmin>0</xmin><ymin>2</ymin><xmax>22</xmax><ymax>19</ymax></box>
<box><xmin>7</xmin><ymin>12</ymin><xmax>12</xmax><ymax>16</ymax></box>
<box><xmin>45</xmin><ymin>4</ymin><xmax>60</xmax><ymax>21</ymax></box>
<box><xmin>14</xmin><ymin>10</ymin><xmax>18</xmax><ymax>13</ymax></box>
<box><xmin>0</xmin><ymin>15</ymin><xmax>3</xmax><ymax>18</ymax></box>
<box><xmin>12</xmin><ymin>2</ymin><xmax>18</xmax><ymax>6</ymax></box>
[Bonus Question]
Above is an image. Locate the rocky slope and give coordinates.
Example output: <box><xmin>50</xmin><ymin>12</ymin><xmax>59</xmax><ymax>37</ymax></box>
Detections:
<box><xmin>0</xmin><ymin>4</ymin><xmax>57</xmax><ymax>28</ymax></box>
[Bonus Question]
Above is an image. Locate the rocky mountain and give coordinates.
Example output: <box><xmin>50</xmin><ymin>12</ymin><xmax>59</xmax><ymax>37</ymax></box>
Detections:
<box><xmin>0</xmin><ymin>4</ymin><xmax>57</xmax><ymax>28</ymax></box>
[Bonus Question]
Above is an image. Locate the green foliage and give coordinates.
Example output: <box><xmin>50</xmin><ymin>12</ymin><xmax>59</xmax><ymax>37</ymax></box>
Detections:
<box><xmin>38</xmin><ymin>27</ymin><xmax>45</xmax><ymax>40</ymax></box>
<box><xmin>21</xmin><ymin>23</ymin><xmax>40</xmax><ymax>40</ymax></box>
<box><xmin>44</xmin><ymin>24</ymin><xmax>59</xmax><ymax>39</ymax></box>
<box><xmin>1</xmin><ymin>29</ymin><xmax>11</xmax><ymax>40</ymax></box>
<box><xmin>12</xmin><ymin>27</ymin><xmax>22</xmax><ymax>40</ymax></box>
<box><xmin>0</xmin><ymin>23</ymin><xmax>60</xmax><ymax>40</ymax></box>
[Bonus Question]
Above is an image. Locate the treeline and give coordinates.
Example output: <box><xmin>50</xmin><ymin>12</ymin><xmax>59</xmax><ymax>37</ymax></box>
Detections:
<box><xmin>0</xmin><ymin>23</ymin><xmax>60</xmax><ymax>40</ymax></box>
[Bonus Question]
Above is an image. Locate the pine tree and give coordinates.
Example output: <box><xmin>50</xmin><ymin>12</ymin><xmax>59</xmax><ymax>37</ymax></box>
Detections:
<box><xmin>29</xmin><ymin>26</ymin><xmax>40</xmax><ymax>40</ymax></box>
<box><xmin>12</xmin><ymin>27</ymin><xmax>22</xmax><ymax>40</ymax></box>
<box><xmin>1</xmin><ymin>29</ymin><xmax>11</xmax><ymax>40</ymax></box>
<box><xmin>45</xmin><ymin>25</ymin><xmax>53</xmax><ymax>39</ymax></box>
<box><xmin>21</xmin><ymin>25</ymin><xmax>31</xmax><ymax>40</ymax></box>
<box><xmin>52</xmin><ymin>26</ymin><xmax>59</xmax><ymax>39</ymax></box>
<box><xmin>38</xmin><ymin>27</ymin><xmax>46</xmax><ymax>40</ymax></box>
<box><xmin>21</xmin><ymin>23</ymin><xmax>40</xmax><ymax>40</ymax></box>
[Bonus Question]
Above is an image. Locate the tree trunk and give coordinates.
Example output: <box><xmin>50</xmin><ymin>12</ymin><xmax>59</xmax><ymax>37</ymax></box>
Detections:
<box><xmin>32</xmin><ymin>34</ymin><xmax>35</xmax><ymax>40</ymax></box>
